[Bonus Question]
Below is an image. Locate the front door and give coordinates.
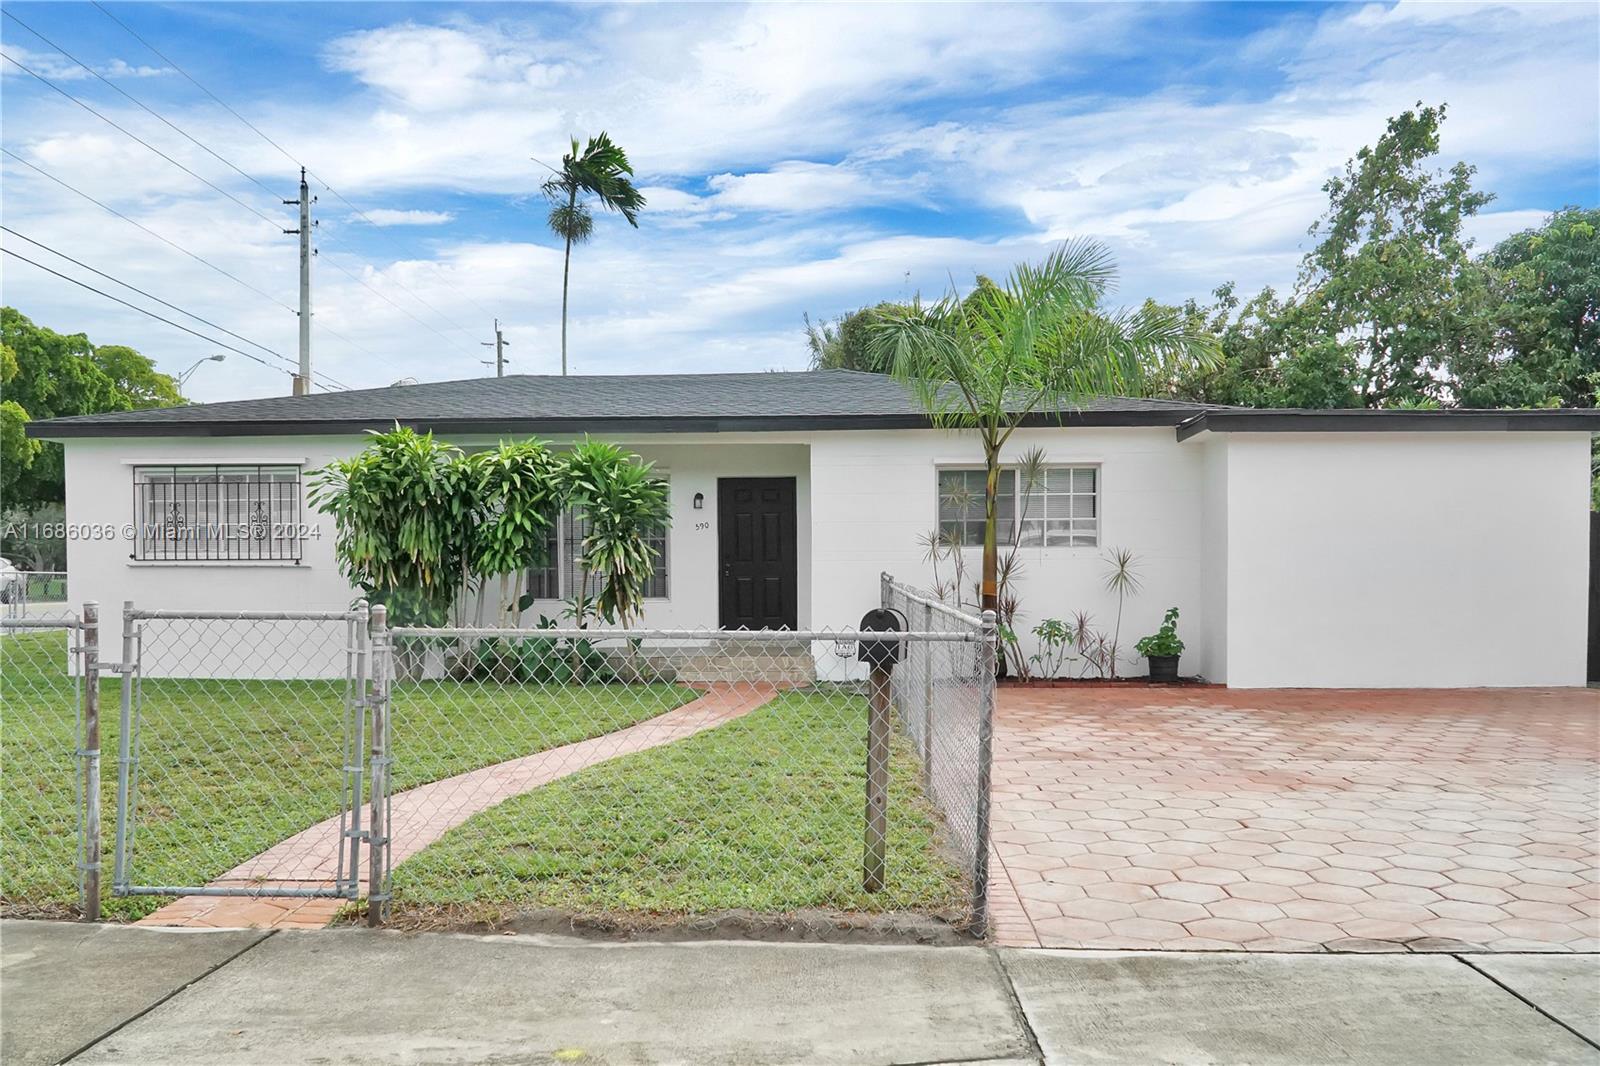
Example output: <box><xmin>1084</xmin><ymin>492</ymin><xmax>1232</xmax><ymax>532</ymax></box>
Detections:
<box><xmin>718</xmin><ymin>477</ymin><xmax>798</xmax><ymax>630</ymax></box>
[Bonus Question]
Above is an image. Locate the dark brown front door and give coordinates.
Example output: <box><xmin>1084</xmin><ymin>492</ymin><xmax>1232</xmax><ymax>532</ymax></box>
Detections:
<box><xmin>718</xmin><ymin>477</ymin><xmax>797</xmax><ymax>630</ymax></box>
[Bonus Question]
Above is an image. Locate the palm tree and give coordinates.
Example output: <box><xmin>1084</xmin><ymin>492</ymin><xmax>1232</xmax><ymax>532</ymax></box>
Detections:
<box><xmin>542</xmin><ymin>133</ymin><xmax>646</xmax><ymax>375</ymax></box>
<box><xmin>869</xmin><ymin>241</ymin><xmax>1218</xmax><ymax>613</ymax></box>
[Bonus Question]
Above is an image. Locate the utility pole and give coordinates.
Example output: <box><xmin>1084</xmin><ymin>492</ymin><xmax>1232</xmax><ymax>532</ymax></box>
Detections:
<box><xmin>480</xmin><ymin>318</ymin><xmax>509</xmax><ymax>377</ymax></box>
<box><xmin>283</xmin><ymin>168</ymin><xmax>314</xmax><ymax>395</ymax></box>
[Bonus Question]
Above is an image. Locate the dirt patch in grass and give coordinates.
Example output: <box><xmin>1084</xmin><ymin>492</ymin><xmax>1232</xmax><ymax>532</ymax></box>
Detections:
<box><xmin>374</xmin><ymin>904</ymin><xmax>974</xmax><ymax>945</ymax></box>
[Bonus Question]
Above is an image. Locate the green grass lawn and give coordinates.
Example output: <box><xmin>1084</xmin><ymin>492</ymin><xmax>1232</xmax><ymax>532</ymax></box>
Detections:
<box><xmin>390</xmin><ymin>690</ymin><xmax>971</xmax><ymax>921</ymax></box>
<box><xmin>1</xmin><ymin>629</ymin><xmax>694</xmax><ymax>919</ymax></box>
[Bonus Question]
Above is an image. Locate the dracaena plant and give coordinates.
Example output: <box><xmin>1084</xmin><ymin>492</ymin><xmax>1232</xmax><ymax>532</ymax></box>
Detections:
<box><xmin>308</xmin><ymin>425</ymin><xmax>470</xmax><ymax>623</ymax></box>
<box><xmin>464</xmin><ymin>439</ymin><xmax>561</xmax><ymax>628</ymax></box>
<box><xmin>559</xmin><ymin>439</ymin><xmax>670</xmax><ymax>629</ymax></box>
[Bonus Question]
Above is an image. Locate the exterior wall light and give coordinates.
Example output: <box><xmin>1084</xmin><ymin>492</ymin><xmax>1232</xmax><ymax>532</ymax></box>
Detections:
<box><xmin>693</xmin><ymin>492</ymin><xmax>705</xmax><ymax>510</ymax></box>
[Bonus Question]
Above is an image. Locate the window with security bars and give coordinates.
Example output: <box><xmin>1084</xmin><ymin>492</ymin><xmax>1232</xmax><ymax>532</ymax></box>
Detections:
<box><xmin>937</xmin><ymin>465</ymin><xmax>1098</xmax><ymax>549</ymax></box>
<box><xmin>133</xmin><ymin>465</ymin><xmax>303</xmax><ymax>561</ymax></box>
<box><xmin>526</xmin><ymin>507</ymin><xmax>669</xmax><ymax>601</ymax></box>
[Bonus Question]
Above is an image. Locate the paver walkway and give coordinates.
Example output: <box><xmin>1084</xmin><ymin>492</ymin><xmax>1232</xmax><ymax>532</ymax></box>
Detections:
<box><xmin>988</xmin><ymin>685</ymin><xmax>1600</xmax><ymax>952</ymax></box>
<box><xmin>138</xmin><ymin>682</ymin><xmax>780</xmax><ymax>929</ymax></box>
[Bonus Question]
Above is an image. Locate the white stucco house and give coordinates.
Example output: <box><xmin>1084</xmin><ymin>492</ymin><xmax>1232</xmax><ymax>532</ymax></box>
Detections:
<box><xmin>28</xmin><ymin>369</ymin><xmax>1599</xmax><ymax>688</ymax></box>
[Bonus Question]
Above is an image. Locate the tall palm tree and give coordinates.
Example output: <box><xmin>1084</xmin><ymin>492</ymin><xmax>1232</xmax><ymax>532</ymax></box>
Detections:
<box><xmin>542</xmin><ymin>133</ymin><xmax>646</xmax><ymax>375</ymax></box>
<box><xmin>869</xmin><ymin>241</ymin><xmax>1218</xmax><ymax>613</ymax></box>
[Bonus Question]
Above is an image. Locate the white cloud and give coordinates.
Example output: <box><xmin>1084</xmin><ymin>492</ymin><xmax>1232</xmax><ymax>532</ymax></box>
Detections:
<box><xmin>0</xmin><ymin>45</ymin><xmax>168</xmax><ymax>82</ymax></box>
<box><xmin>0</xmin><ymin>1</ymin><xmax>1592</xmax><ymax>403</ymax></box>
<box><xmin>358</xmin><ymin>208</ymin><xmax>456</xmax><ymax>227</ymax></box>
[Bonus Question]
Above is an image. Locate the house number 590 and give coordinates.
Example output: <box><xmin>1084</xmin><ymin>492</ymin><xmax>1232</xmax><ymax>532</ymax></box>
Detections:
<box><xmin>695</xmin><ymin>521</ymin><xmax>711</xmax><ymax>531</ymax></box>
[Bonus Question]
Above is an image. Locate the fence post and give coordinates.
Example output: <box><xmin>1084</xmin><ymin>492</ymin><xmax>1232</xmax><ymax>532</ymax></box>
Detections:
<box><xmin>79</xmin><ymin>602</ymin><xmax>100</xmax><ymax>921</ymax></box>
<box><xmin>972</xmin><ymin>608</ymin><xmax>998</xmax><ymax>938</ymax></box>
<box><xmin>345</xmin><ymin>601</ymin><xmax>369</xmax><ymax>900</ymax></box>
<box><xmin>366</xmin><ymin>603</ymin><xmax>389</xmax><ymax>927</ymax></box>
<box><xmin>921</xmin><ymin>599</ymin><xmax>935</xmax><ymax>778</ymax></box>
<box><xmin>863</xmin><ymin>662</ymin><xmax>892</xmax><ymax>894</ymax></box>
<box><xmin>112</xmin><ymin>601</ymin><xmax>135</xmax><ymax>895</ymax></box>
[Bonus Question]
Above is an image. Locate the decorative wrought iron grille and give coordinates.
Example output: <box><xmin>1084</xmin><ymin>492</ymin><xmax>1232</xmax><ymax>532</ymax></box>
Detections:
<box><xmin>132</xmin><ymin>465</ymin><xmax>303</xmax><ymax>562</ymax></box>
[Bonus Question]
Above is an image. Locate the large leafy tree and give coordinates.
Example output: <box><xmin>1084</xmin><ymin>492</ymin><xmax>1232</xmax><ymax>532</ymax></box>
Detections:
<box><xmin>870</xmin><ymin>242</ymin><xmax>1218</xmax><ymax>612</ymax></box>
<box><xmin>805</xmin><ymin>302</ymin><xmax>913</xmax><ymax>373</ymax></box>
<box><xmin>1167</xmin><ymin>285</ymin><xmax>1361</xmax><ymax>409</ymax></box>
<box><xmin>1298</xmin><ymin>103</ymin><xmax>1494</xmax><ymax>407</ymax></box>
<box><xmin>1450</xmin><ymin>207</ymin><xmax>1599</xmax><ymax>409</ymax></box>
<box><xmin>1</xmin><ymin>307</ymin><xmax>182</xmax><ymax>509</ymax></box>
<box><xmin>542</xmin><ymin>133</ymin><xmax>646</xmax><ymax>375</ymax></box>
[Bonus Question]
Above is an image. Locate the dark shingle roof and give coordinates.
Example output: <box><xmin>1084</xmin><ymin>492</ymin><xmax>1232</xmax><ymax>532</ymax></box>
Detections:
<box><xmin>30</xmin><ymin>370</ymin><xmax>1596</xmax><ymax>440</ymax></box>
<box><xmin>26</xmin><ymin>370</ymin><xmax>1236</xmax><ymax>439</ymax></box>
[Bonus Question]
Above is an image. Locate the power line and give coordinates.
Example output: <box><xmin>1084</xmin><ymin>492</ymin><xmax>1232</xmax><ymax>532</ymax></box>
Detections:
<box><xmin>0</xmin><ymin>50</ymin><xmax>289</xmax><ymax>232</ymax></box>
<box><xmin>1</xmin><ymin>147</ymin><xmax>295</xmax><ymax>314</ymax></box>
<box><xmin>4</xmin><ymin>245</ymin><xmax>303</xmax><ymax>382</ymax></box>
<box><xmin>90</xmin><ymin>0</ymin><xmax>501</xmax><ymax>334</ymax></box>
<box><xmin>0</xmin><ymin>224</ymin><xmax>345</xmax><ymax>385</ymax></box>
<box><xmin>1</xmin><ymin>9</ymin><xmax>279</xmax><ymax>201</ymax></box>
<box><xmin>6</xmin><ymin>149</ymin><xmax>373</xmax><ymax>388</ymax></box>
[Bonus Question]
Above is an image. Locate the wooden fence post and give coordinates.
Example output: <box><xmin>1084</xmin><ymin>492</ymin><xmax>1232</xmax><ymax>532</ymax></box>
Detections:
<box><xmin>863</xmin><ymin>663</ymin><xmax>892</xmax><ymax>893</ymax></box>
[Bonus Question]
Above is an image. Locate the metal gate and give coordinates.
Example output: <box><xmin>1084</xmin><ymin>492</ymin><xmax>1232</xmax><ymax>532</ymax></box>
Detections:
<box><xmin>111</xmin><ymin>604</ymin><xmax>372</xmax><ymax>903</ymax></box>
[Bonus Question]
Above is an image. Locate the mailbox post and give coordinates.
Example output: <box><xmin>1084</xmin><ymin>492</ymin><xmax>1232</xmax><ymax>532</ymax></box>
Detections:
<box><xmin>857</xmin><ymin>608</ymin><xmax>904</xmax><ymax>893</ymax></box>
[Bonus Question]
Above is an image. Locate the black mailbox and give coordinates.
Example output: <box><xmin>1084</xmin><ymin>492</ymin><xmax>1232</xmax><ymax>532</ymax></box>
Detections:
<box><xmin>856</xmin><ymin>608</ymin><xmax>906</xmax><ymax>669</ymax></box>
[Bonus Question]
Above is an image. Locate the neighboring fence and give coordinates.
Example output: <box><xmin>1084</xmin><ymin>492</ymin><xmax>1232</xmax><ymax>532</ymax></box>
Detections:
<box><xmin>2</xmin><ymin>583</ymin><xmax>999</xmax><ymax>934</ymax></box>
<box><xmin>2</xmin><ymin>570</ymin><xmax>69</xmax><ymax>619</ymax></box>
<box><xmin>881</xmin><ymin>573</ymin><xmax>995</xmax><ymax>926</ymax></box>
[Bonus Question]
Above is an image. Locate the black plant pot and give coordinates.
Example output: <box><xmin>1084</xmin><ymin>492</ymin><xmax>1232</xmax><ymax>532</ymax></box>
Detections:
<box><xmin>1147</xmin><ymin>655</ymin><xmax>1180</xmax><ymax>682</ymax></box>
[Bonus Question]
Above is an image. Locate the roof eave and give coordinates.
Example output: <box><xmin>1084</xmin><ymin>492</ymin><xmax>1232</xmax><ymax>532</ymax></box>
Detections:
<box><xmin>27</xmin><ymin>409</ymin><xmax>1204</xmax><ymax>440</ymax></box>
<box><xmin>1176</xmin><ymin>410</ymin><xmax>1600</xmax><ymax>442</ymax></box>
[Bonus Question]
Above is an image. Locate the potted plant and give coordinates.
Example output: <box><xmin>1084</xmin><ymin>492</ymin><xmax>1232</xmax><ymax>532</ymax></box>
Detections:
<box><xmin>1134</xmin><ymin>607</ymin><xmax>1185</xmax><ymax>682</ymax></box>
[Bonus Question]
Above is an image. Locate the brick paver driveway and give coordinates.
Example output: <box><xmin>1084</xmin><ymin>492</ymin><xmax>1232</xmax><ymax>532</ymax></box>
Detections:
<box><xmin>987</xmin><ymin>686</ymin><xmax>1600</xmax><ymax>952</ymax></box>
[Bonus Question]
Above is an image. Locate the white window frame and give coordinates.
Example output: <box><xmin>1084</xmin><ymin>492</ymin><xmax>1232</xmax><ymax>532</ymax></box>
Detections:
<box><xmin>936</xmin><ymin>464</ymin><xmax>1100</xmax><ymax>549</ymax></box>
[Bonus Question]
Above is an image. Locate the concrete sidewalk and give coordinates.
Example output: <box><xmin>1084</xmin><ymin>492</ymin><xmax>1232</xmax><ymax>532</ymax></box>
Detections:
<box><xmin>3</xmin><ymin>921</ymin><xmax>1596</xmax><ymax>1066</ymax></box>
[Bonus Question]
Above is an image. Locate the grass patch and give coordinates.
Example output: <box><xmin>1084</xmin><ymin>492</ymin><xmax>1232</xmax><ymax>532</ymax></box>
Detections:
<box><xmin>390</xmin><ymin>690</ymin><xmax>970</xmax><ymax>920</ymax></box>
<box><xmin>1</xmin><ymin>630</ymin><xmax>694</xmax><ymax>919</ymax></box>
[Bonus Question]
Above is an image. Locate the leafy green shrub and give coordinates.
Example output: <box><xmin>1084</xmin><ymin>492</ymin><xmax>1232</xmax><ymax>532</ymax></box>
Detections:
<box><xmin>1134</xmin><ymin>607</ymin><xmax>1185</xmax><ymax>658</ymax></box>
<box><xmin>1029</xmin><ymin>618</ymin><xmax>1073</xmax><ymax>679</ymax></box>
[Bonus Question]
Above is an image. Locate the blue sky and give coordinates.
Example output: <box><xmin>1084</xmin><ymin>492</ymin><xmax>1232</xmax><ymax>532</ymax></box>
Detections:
<box><xmin>2</xmin><ymin>1</ymin><xmax>1596</xmax><ymax>401</ymax></box>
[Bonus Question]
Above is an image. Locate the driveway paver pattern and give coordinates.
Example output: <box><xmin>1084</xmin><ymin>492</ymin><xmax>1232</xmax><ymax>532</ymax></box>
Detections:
<box><xmin>989</xmin><ymin>685</ymin><xmax>1600</xmax><ymax>952</ymax></box>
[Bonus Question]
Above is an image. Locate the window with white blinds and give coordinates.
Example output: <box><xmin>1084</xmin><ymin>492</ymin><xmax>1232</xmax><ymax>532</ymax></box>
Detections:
<box><xmin>937</xmin><ymin>465</ymin><xmax>1098</xmax><ymax>548</ymax></box>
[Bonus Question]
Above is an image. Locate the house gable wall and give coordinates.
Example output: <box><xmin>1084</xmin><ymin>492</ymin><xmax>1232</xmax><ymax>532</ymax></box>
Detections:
<box><xmin>1218</xmin><ymin>431</ymin><xmax>1591</xmax><ymax>688</ymax></box>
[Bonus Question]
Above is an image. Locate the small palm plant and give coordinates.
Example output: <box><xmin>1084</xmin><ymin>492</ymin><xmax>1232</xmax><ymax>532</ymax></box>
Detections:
<box><xmin>1102</xmin><ymin>547</ymin><xmax>1142</xmax><ymax>679</ymax></box>
<box><xmin>543</xmin><ymin>133</ymin><xmax>646</xmax><ymax>374</ymax></box>
<box><xmin>869</xmin><ymin>242</ymin><xmax>1218</xmax><ymax>613</ymax></box>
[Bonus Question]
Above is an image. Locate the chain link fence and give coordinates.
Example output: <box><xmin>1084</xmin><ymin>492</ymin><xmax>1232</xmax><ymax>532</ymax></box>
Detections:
<box><xmin>374</xmin><ymin>602</ymin><xmax>994</xmax><ymax>931</ymax></box>
<box><xmin>3</xmin><ymin>580</ymin><xmax>998</xmax><ymax>935</ymax></box>
<box><xmin>111</xmin><ymin>609</ymin><xmax>368</xmax><ymax>910</ymax></box>
<box><xmin>2</xmin><ymin>570</ymin><xmax>69</xmax><ymax>619</ymax></box>
<box><xmin>0</xmin><ymin>610</ymin><xmax>89</xmax><ymax>917</ymax></box>
<box><xmin>881</xmin><ymin>574</ymin><xmax>995</xmax><ymax>924</ymax></box>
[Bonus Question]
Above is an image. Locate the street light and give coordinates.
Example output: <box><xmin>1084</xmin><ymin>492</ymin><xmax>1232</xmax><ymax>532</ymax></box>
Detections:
<box><xmin>177</xmin><ymin>354</ymin><xmax>226</xmax><ymax>389</ymax></box>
